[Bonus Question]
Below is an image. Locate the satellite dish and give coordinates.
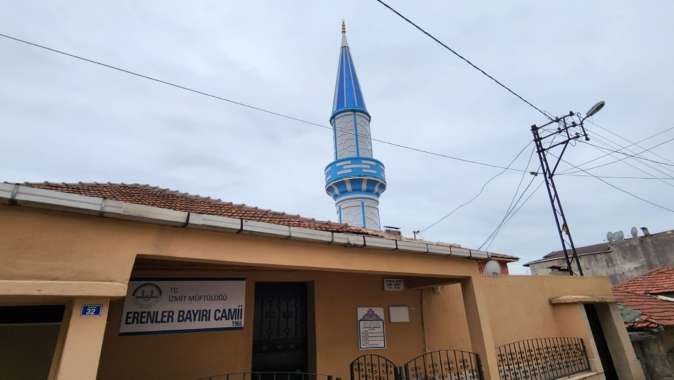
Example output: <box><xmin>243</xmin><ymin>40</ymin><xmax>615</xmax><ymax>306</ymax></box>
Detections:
<box><xmin>606</xmin><ymin>231</ymin><xmax>614</xmax><ymax>242</ymax></box>
<box><xmin>615</xmin><ymin>230</ymin><xmax>625</xmax><ymax>241</ymax></box>
<box><xmin>484</xmin><ymin>260</ymin><xmax>501</xmax><ymax>276</ymax></box>
<box><xmin>631</xmin><ymin>226</ymin><xmax>638</xmax><ymax>239</ymax></box>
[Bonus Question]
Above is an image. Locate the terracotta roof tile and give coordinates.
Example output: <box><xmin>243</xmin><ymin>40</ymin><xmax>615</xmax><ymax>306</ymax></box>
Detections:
<box><xmin>17</xmin><ymin>182</ymin><xmax>519</xmax><ymax>261</ymax></box>
<box><xmin>23</xmin><ymin>182</ymin><xmax>371</xmax><ymax>235</ymax></box>
<box><xmin>613</xmin><ymin>267</ymin><xmax>674</xmax><ymax>328</ymax></box>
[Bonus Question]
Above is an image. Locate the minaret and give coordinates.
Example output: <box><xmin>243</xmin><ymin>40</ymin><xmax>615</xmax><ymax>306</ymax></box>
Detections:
<box><xmin>325</xmin><ymin>22</ymin><xmax>387</xmax><ymax>229</ymax></box>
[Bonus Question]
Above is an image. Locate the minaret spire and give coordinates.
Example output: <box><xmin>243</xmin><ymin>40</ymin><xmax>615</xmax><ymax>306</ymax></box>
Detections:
<box><xmin>324</xmin><ymin>24</ymin><xmax>387</xmax><ymax>229</ymax></box>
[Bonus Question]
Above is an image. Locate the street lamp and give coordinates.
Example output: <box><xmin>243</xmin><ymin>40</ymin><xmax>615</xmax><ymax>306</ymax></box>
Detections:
<box><xmin>583</xmin><ymin>100</ymin><xmax>605</xmax><ymax>121</ymax></box>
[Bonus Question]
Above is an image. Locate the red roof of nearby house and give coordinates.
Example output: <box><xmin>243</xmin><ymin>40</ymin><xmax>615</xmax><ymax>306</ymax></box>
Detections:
<box><xmin>19</xmin><ymin>182</ymin><xmax>519</xmax><ymax>261</ymax></box>
<box><xmin>614</xmin><ymin>267</ymin><xmax>674</xmax><ymax>329</ymax></box>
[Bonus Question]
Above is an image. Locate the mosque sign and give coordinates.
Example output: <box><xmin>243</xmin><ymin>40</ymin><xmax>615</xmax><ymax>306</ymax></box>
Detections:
<box><xmin>119</xmin><ymin>279</ymin><xmax>245</xmax><ymax>335</ymax></box>
<box><xmin>357</xmin><ymin>307</ymin><xmax>386</xmax><ymax>349</ymax></box>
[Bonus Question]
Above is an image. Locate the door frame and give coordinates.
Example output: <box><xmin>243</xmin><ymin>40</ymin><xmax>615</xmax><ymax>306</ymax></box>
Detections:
<box><xmin>250</xmin><ymin>281</ymin><xmax>316</xmax><ymax>373</ymax></box>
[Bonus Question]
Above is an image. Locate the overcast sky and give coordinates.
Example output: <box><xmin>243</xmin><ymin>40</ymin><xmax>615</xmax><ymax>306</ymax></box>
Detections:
<box><xmin>2</xmin><ymin>1</ymin><xmax>673</xmax><ymax>273</ymax></box>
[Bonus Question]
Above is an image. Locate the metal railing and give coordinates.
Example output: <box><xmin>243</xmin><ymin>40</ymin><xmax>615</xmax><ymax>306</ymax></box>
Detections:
<box><xmin>350</xmin><ymin>354</ymin><xmax>400</xmax><ymax>380</ymax></box>
<box><xmin>197</xmin><ymin>372</ymin><xmax>341</xmax><ymax>380</ymax></box>
<box><xmin>496</xmin><ymin>337</ymin><xmax>590</xmax><ymax>380</ymax></box>
<box><xmin>403</xmin><ymin>349</ymin><xmax>483</xmax><ymax>380</ymax></box>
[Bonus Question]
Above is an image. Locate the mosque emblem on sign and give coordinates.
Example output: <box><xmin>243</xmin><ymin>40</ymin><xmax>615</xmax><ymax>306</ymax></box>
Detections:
<box><xmin>131</xmin><ymin>282</ymin><xmax>162</xmax><ymax>308</ymax></box>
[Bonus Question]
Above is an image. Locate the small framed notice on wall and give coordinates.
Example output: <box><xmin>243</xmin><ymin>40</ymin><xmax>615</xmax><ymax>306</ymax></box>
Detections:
<box><xmin>357</xmin><ymin>307</ymin><xmax>386</xmax><ymax>349</ymax></box>
<box><xmin>383</xmin><ymin>278</ymin><xmax>405</xmax><ymax>291</ymax></box>
<box><xmin>389</xmin><ymin>306</ymin><xmax>410</xmax><ymax>323</ymax></box>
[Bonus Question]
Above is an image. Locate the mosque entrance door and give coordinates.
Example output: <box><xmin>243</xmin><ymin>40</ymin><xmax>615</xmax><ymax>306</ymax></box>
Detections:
<box><xmin>252</xmin><ymin>282</ymin><xmax>309</xmax><ymax>374</ymax></box>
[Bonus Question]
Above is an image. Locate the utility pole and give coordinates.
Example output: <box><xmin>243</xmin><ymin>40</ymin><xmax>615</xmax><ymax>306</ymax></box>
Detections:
<box><xmin>531</xmin><ymin>101</ymin><xmax>605</xmax><ymax>276</ymax></box>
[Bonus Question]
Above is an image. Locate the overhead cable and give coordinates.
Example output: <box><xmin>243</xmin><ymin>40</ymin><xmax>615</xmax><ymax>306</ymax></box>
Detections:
<box><xmin>419</xmin><ymin>142</ymin><xmax>533</xmax><ymax>233</ymax></box>
<box><xmin>0</xmin><ymin>31</ymin><xmax>533</xmax><ymax>173</ymax></box>
<box><xmin>373</xmin><ymin>0</ymin><xmax>553</xmax><ymax>121</ymax></box>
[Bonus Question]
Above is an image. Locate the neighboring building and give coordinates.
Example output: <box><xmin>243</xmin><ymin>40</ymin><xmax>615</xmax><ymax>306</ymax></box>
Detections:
<box><xmin>527</xmin><ymin>230</ymin><xmax>674</xmax><ymax>379</ymax></box>
<box><xmin>525</xmin><ymin>228</ymin><xmax>674</xmax><ymax>285</ymax></box>
<box><xmin>614</xmin><ymin>268</ymin><xmax>674</xmax><ymax>380</ymax></box>
<box><xmin>324</xmin><ymin>23</ymin><xmax>386</xmax><ymax>229</ymax></box>
<box><xmin>0</xmin><ymin>27</ymin><xmax>645</xmax><ymax>380</ymax></box>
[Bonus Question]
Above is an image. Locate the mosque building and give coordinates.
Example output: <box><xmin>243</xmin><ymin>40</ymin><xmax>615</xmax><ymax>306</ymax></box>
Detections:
<box><xmin>0</xmin><ymin>25</ymin><xmax>644</xmax><ymax>380</ymax></box>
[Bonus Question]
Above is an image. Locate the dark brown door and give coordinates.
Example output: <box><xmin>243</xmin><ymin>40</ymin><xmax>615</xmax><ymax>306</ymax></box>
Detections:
<box><xmin>252</xmin><ymin>282</ymin><xmax>308</xmax><ymax>373</ymax></box>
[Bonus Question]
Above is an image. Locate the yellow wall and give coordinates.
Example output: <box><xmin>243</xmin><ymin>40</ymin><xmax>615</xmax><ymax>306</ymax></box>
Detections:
<box><xmin>0</xmin><ymin>205</ymin><xmax>622</xmax><ymax>380</ymax></box>
<box><xmin>0</xmin><ymin>205</ymin><xmax>479</xmax><ymax>284</ymax></box>
<box><xmin>481</xmin><ymin>275</ymin><xmax>611</xmax><ymax>346</ymax></box>
<box><xmin>97</xmin><ymin>270</ymin><xmax>426</xmax><ymax>380</ymax></box>
<box><xmin>422</xmin><ymin>284</ymin><xmax>471</xmax><ymax>351</ymax></box>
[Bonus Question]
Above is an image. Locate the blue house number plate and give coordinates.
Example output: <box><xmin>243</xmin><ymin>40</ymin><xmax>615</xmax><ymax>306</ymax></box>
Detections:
<box><xmin>80</xmin><ymin>304</ymin><xmax>103</xmax><ymax>317</ymax></box>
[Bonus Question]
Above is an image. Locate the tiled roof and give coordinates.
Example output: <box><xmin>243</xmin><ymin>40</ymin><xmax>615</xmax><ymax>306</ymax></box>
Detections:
<box><xmin>614</xmin><ymin>267</ymin><xmax>674</xmax><ymax>329</ymax></box>
<box><xmin>18</xmin><ymin>182</ymin><xmax>518</xmax><ymax>262</ymax></box>
<box><xmin>23</xmin><ymin>182</ymin><xmax>369</xmax><ymax>234</ymax></box>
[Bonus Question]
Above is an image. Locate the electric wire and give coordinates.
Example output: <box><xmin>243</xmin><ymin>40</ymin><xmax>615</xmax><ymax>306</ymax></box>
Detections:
<box><xmin>559</xmin><ymin>131</ymin><xmax>674</xmax><ymax>188</ymax></box>
<box><xmin>3</xmin><ymin>32</ymin><xmax>671</xmax><ymax>184</ymax></box>
<box><xmin>419</xmin><ymin>141</ymin><xmax>533</xmax><ymax>233</ymax></box>
<box><xmin>561</xmin><ymin>125</ymin><xmax>674</xmax><ymax>173</ymax></box>
<box><xmin>373</xmin><ymin>0</ymin><xmax>553</xmax><ymax>121</ymax></box>
<box><xmin>481</xmin><ymin>175</ymin><xmax>542</xmax><ymax>250</ymax></box>
<box><xmin>575</xmin><ymin>133</ymin><xmax>674</xmax><ymax>190</ymax></box>
<box><xmin>569</xmin><ymin>132</ymin><xmax>674</xmax><ymax>175</ymax></box>
<box><xmin>590</xmin><ymin>121</ymin><xmax>674</xmax><ymax>167</ymax></box>
<box><xmin>479</xmin><ymin>150</ymin><xmax>537</xmax><ymax>250</ymax></box>
<box><xmin>586</xmin><ymin>128</ymin><xmax>674</xmax><ymax>178</ymax></box>
<box><xmin>580</xmin><ymin>141</ymin><xmax>674</xmax><ymax>168</ymax></box>
<box><xmin>553</xmin><ymin>154</ymin><xmax>674</xmax><ymax>213</ymax></box>
<box><xmin>562</xmin><ymin>174</ymin><xmax>674</xmax><ymax>180</ymax></box>
<box><xmin>593</xmin><ymin>130</ymin><xmax>674</xmax><ymax>177</ymax></box>
<box><xmin>0</xmin><ymin>31</ymin><xmax>533</xmax><ymax>173</ymax></box>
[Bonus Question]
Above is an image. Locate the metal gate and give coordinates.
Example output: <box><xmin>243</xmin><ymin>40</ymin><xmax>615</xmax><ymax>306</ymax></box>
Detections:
<box><xmin>403</xmin><ymin>350</ymin><xmax>483</xmax><ymax>380</ymax></box>
<box><xmin>350</xmin><ymin>354</ymin><xmax>400</xmax><ymax>380</ymax></box>
<box><xmin>350</xmin><ymin>350</ymin><xmax>483</xmax><ymax>380</ymax></box>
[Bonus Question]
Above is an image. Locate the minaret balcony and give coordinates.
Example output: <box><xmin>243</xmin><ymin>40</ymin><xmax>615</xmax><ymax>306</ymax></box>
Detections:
<box><xmin>324</xmin><ymin>157</ymin><xmax>386</xmax><ymax>201</ymax></box>
<box><xmin>324</xmin><ymin>157</ymin><xmax>386</xmax><ymax>185</ymax></box>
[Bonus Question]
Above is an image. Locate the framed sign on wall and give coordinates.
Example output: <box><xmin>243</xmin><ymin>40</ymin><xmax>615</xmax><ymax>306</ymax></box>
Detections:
<box><xmin>357</xmin><ymin>307</ymin><xmax>386</xmax><ymax>349</ymax></box>
<box><xmin>119</xmin><ymin>278</ymin><xmax>245</xmax><ymax>335</ymax></box>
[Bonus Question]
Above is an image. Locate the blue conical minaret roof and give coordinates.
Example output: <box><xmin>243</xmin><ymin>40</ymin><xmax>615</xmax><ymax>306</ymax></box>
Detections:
<box><xmin>331</xmin><ymin>21</ymin><xmax>369</xmax><ymax>120</ymax></box>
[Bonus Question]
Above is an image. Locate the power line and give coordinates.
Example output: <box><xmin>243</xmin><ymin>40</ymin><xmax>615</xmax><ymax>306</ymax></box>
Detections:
<box><xmin>480</xmin><ymin>175</ymin><xmax>542</xmax><ymax>250</ymax></box>
<box><xmin>479</xmin><ymin>148</ymin><xmax>537</xmax><ymax>250</ymax></box>
<box><xmin>590</xmin><ymin>120</ymin><xmax>674</xmax><ymax>167</ymax></box>
<box><xmin>419</xmin><ymin>141</ymin><xmax>533</xmax><ymax>233</ymax></box>
<box><xmin>373</xmin><ymin>0</ymin><xmax>553</xmax><ymax>121</ymax></box>
<box><xmin>585</xmin><ymin>128</ymin><xmax>674</xmax><ymax>178</ymax></box>
<box><xmin>0</xmin><ymin>31</ymin><xmax>532</xmax><ymax>174</ymax></box>
<box><xmin>563</xmin><ymin>125</ymin><xmax>674</xmax><ymax>173</ymax></box>
<box><xmin>554</xmin><ymin>154</ymin><xmax>674</xmax><ymax>213</ymax></box>
<box><xmin>580</xmin><ymin>140</ymin><xmax>674</xmax><ymax>168</ymax></box>
<box><xmin>561</xmin><ymin>174</ymin><xmax>674</xmax><ymax>180</ymax></box>
<box><xmin>585</xmin><ymin>133</ymin><xmax>674</xmax><ymax>190</ymax></box>
<box><xmin>563</xmin><ymin>133</ymin><xmax>674</xmax><ymax>175</ymax></box>
<box><xmin>571</xmin><ymin>133</ymin><xmax>674</xmax><ymax>190</ymax></box>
